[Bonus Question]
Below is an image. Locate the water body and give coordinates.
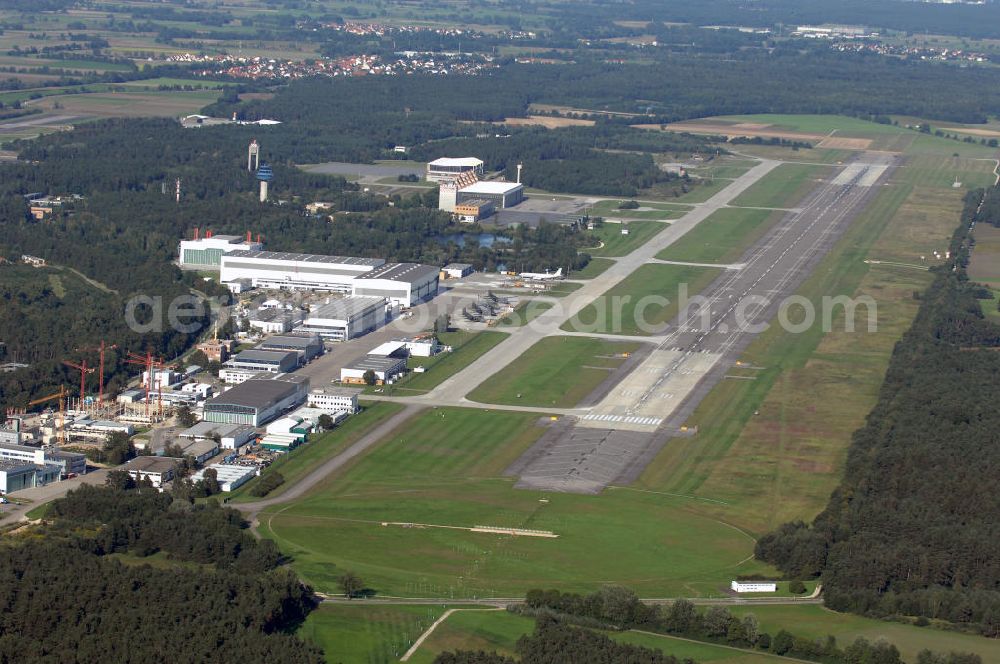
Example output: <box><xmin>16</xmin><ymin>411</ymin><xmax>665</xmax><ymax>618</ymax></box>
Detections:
<box><xmin>433</xmin><ymin>233</ymin><xmax>512</xmax><ymax>248</ymax></box>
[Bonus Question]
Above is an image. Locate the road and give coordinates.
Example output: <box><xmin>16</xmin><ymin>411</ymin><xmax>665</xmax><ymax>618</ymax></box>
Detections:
<box><xmin>1</xmin><ymin>468</ymin><xmax>109</xmax><ymax>523</ymax></box>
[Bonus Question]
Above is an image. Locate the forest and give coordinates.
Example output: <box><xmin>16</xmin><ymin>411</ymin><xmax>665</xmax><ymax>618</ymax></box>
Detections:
<box><xmin>756</xmin><ymin>188</ymin><xmax>1000</xmax><ymax>635</ymax></box>
<box><xmin>0</xmin><ymin>484</ymin><xmax>322</xmax><ymax>662</ymax></box>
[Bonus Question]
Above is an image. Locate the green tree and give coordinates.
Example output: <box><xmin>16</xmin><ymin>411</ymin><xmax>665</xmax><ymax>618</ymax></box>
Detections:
<box><xmin>362</xmin><ymin>369</ymin><xmax>377</xmax><ymax>386</ymax></box>
<box><xmin>105</xmin><ymin>469</ymin><xmax>135</xmax><ymax>491</ymax></box>
<box><xmin>339</xmin><ymin>571</ymin><xmax>364</xmax><ymax>599</ymax></box>
<box><xmin>317</xmin><ymin>414</ymin><xmax>335</xmax><ymax>430</ymax></box>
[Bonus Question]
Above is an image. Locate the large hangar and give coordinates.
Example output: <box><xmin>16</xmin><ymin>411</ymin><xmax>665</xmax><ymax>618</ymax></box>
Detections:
<box><xmin>203</xmin><ymin>374</ymin><xmax>309</xmax><ymax>427</ymax></box>
<box><xmin>297</xmin><ymin>296</ymin><xmax>387</xmax><ymax>341</ymax></box>
<box><xmin>351</xmin><ymin>263</ymin><xmax>440</xmax><ymax>308</ymax></box>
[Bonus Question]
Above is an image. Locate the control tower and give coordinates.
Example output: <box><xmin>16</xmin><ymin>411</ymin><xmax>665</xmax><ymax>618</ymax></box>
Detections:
<box><xmin>256</xmin><ymin>162</ymin><xmax>273</xmax><ymax>202</ymax></box>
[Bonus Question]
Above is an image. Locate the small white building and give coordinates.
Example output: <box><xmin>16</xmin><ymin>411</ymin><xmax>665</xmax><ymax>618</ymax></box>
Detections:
<box><xmin>191</xmin><ymin>463</ymin><xmax>257</xmax><ymax>492</ymax></box>
<box><xmin>442</xmin><ymin>263</ymin><xmax>473</xmax><ymax>279</ymax></box>
<box><xmin>219</xmin><ymin>368</ymin><xmax>265</xmax><ymax>385</ymax></box>
<box><xmin>177</xmin><ymin>421</ymin><xmax>257</xmax><ymax>450</ymax></box>
<box><xmin>123</xmin><ymin>456</ymin><xmax>182</xmax><ymax>488</ymax></box>
<box><xmin>731</xmin><ymin>580</ymin><xmax>777</xmax><ymax>593</ymax></box>
<box><xmin>179</xmin><ymin>382</ymin><xmax>214</xmax><ymax>399</ymax></box>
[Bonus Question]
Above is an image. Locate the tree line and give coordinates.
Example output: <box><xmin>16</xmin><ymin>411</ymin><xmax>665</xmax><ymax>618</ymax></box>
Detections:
<box><xmin>756</xmin><ymin>188</ymin><xmax>1000</xmax><ymax>636</ymax></box>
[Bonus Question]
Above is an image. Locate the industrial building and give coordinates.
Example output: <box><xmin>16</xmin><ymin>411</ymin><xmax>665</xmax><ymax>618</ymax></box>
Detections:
<box><xmin>226</xmin><ymin>349</ymin><xmax>299</xmax><ymax>374</ymax></box>
<box><xmin>297</xmin><ymin>296</ymin><xmax>386</xmax><ymax>341</ymax></box>
<box><xmin>196</xmin><ymin>339</ymin><xmax>233</xmax><ymax>363</ymax></box>
<box><xmin>341</xmin><ymin>355</ymin><xmax>407</xmax><ymax>385</ymax></box>
<box><xmin>453</xmin><ymin>199</ymin><xmax>495</xmax><ymax>223</ymax></box>
<box><xmin>178</xmin><ymin>421</ymin><xmax>257</xmax><ymax>450</ymax></box>
<box><xmin>46</xmin><ymin>450</ymin><xmax>87</xmax><ymax>477</ymax></box>
<box><xmin>122</xmin><ymin>456</ymin><xmax>182</xmax><ymax>488</ymax></box>
<box><xmin>218</xmin><ymin>368</ymin><xmax>264</xmax><ymax>385</ymax></box>
<box><xmin>256</xmin><ymin>333</ymin><xmax>323</xmax><ymax>364</ymax></box>
<box><xmin>220</xmin><ymin>250</ymin><xmax>384</xmax><ymax>293</ymax></box>
<box><xmin>351</xmin><ymin>263</ymin><xmax>440</xmax><ymax>308</ymax></box>
<box><xmin>203</xmin><ymin>374</ymin><xmax>309</xmax><ymax>427</ymax></box>
<box><xmin>456</xmin><ymin>180</ymin><xmax>524</xmax><ymax>209</ymax></box>
<box><xmin>307</xmin><ymin>386</ymin><xmax>362</xmax><ymax>414</ymax></box>
<box><xmin>178</xmin><ymin>234</ymin><xmax>263</xmax><ymax>269</ymax></box>
<box><xmin>249</xmin><ymin>308</ymin><xmax>303</xmax><ymax>334</ymax></box>
<box><xmin>173</xmin><ymin>438</ymin><xmax>220</xmax><ymax>465</ymax></box>
<box><xmin>191</xmin><ymin>464</ymin><xmax>257</xmax><ymax>492</ymax></box>
<box><xmin>0</xmin><ymin>460</ymin><xmax>61</xmax><ymax>493</ymax></box>
<box><xmin>425</xmin><ymin>157</ymin><xmax>484</xmax><ymax>183</ymax></box>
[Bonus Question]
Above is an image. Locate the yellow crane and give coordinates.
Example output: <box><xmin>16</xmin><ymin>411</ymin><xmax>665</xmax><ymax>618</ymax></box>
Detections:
<box><xmin>28</xmin><ymin>385</ymin><xmax>68</xmax><ymax>446</ymax></box>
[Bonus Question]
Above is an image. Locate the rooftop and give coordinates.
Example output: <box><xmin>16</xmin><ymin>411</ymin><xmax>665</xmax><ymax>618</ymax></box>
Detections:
<box><xmin>368</xmin><ymin>340</ymin><xmax>407</xmax><ymax>356</ymax></box>
<box><xmin>428</xmin><ymin>157</ymin><xmax>484</xmax><ymax>168</ymax></box>
<box><xmin>205</xmin><ymin>374</ymin><xmax>308</xmax><ymax>410</ymax></box>
<box><xmin>354</xmin><ymin>263</ymin><xmax>440</xmax><ymax>284</ymax></box>
<box><xmin>223</xmin><ymin>250</ymin><xmax>384</xmax><ymax>267</ymax></box>
<box><xmin>460</xmin><ymin>180</ymin><xmax>523</xmax><ymax>195</ymax></box>
<box><xmin>178</xmin><ymin>421</ymin><xmax>256</xmax><ymax>439</ymax></box>
<box><xmin>346</xmin><ymin>355</ymin><xmax>408</xmax><ymax>372</ymax></box>
<box><xmin>192</xmin><ymin>464</ymin><xmax>256</xmax><ymax>484</ymax></box>
<box><xmin>306</xmin><ymin>296</ymin><xmax>386</xmax><ymax>321</ymax></box>
<box><xmin>0</xmin><ymin>459</ymin><xmax>36</xmax><ymax>472</ymax></box>
<box><xmin>124</xmin><ymin>456</ymin><xmax>182</xmax><ymax>474</ymax></box>
<box><xmin>444</xmin><ymin>262</ymin><xmax>473</xmax><ymax>270</ymax></box>
<box><xmin>257</xmin><ymin>334</ymin><xmax>322</xmax><ymax>349</ymax></box>
<box><xmin>313</xmin><ymin>386</ymin><xmax>364</xmax><ymax>397</ymax></box>
<box><xmin>232</xmin><ymin>349</ymin><xmax>298</xmax><ymax>364</ymax></box>
<box><xmin>250</xmin><ymin>308</ymin><xmax>300</xmax><ymax>323</ymax></box>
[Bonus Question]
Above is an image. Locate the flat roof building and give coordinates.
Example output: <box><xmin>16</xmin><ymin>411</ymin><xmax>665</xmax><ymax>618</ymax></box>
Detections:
<box><xmin>178</xmin><ymin>235</ymin><xmax>263</xmax><ymax>269</ymax></box>
<box><xmin>220</xmin><ymin>250</ymin><xmax>384</xmax><ymax>293</ymax></box>
<box><xmin>219</xmin><ymin>368</ymin><xmax>266</xmax><ymax>385</ymax></box>
<box><xmin>426</xmin><ymin>157</ymin><xmax>485</xmax><ymax>183</ymax></box>
<box><xmin>307</xmin><ymin>386</ymin><xmax>362</xmax><ymax>414</ymax></box>
<box><xmin>227</xmin><ymin>349</ymin><xmax>299</xmax><ymax>375</ymax></box>
<box><xmin>178</xmin><ymin>421</ymin><xmax>257</xmax><ymax>450</ymax></box>
<box><xmin>298</xmin><ymin>296</ymin><xmax>386</xmax><ymax>341</ymax></box>
<box><xmin>0</xmin><ymin>460</ymin><xmax>61</xmax><ymax>494</ymax></box>
<box><xmin>442</xmin><ymin>263</ymin><xmax>474</xmax><ymax>279</ymax></box>
<box><xmin>352</xmin><ymin>263</ymin><xmax>439</xmax><ymax>308</ymax></box>
<box><xmin>453</xmin><ymin>198</ymin><xmax>495</xmax><ymax>223</ymax></box>
<box><xmin>341</xmin><ymin>355</ymin><xmax>407</xmax><ymax>385</ymax></box>
<box><xmin>256</xmin><ymin>333</ymin><xmax>323</xmax><ymax>363</ymax></box>
<box><xmin>457</xmin><ymin>180</ymin><xmax>524</xmax><ymax>210</ymax></box>
<box><xmin>203</xmin><ymin>374</ymin><xmax>309</xmax><ymax>427</ymax></box>
<box><xmin>249</xmin><ymin>308</ymin><xmax>303</xmax><ymax>334</ymax></box>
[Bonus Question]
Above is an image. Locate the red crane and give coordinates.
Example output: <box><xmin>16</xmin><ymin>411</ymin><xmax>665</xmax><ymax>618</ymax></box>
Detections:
<box><xmin>124</xmin><ymin>350</ymin><xmax>177</xmax><ymax>419</ymax></box>
<box><xmin>62</xmin><ymin>359</ymin><xmax>94</xmax><ymax>404</ymax></box>
<box><xmin>75</xmin><ymin>341</ymin><xmax>118</xmax><ymax>407</ymax></box>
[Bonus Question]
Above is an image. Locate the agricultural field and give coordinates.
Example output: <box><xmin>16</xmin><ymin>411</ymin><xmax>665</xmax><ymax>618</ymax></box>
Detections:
<box><xmin>587</xmin><ymin>219</ymin><xmax>665</xmax><ymax>257</ymax></box>
<box><xmin>258</xmin><ymin>407</ymin><xmax>775</xmax><ymax>599</ymax></box>
<box><xmin>374</xmin><ymin>331</ymin><xmax>508</xmax><ymax>395</ymax></box>
<box><xmin>228</xmin><ymin>402</ymin><xmax>405</xmax><ymax>503</ymax></box>
<box><xmin>467</xmin><ymin>336</ymin><xmax>640</xmax><ymax>407</ymax></box>
<box><xmin>635</xmin><ymin>153</ymin><xmax>989</xmax><ymax>536</ymax></box>
<box><xmin>727</xmin><ymin>606</ymin><xmax>1000</xmax><ymax>663</ymax></box>
<box><xmin>565</xmin><ymin>263</ymin><xmax>722</xmax><ymax>336</ymax></box>
<box><xmin>656</xmin><ymin>208</ymin><xmax>783</xmax><ymax>264</ymax></box>
<box><xmin>31</xmin><ymin>89</ymin><xmax>224</xmax><ymax>118</ymax></box>
<box><xmin>730</xmin><ymin>163</ymin><xmax>833</xmax><ymax>209</ymax></box>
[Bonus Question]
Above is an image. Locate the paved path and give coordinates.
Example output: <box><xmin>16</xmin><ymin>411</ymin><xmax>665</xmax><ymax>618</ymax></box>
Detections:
<box><xmin>1</xmin><ymin>468</ymin><xmax>110</xmax><ymax>523</ymax></box>
<box><xmin>400</xmin><ymin>608</ymin><xmax>504</xmax><ymax>661</ymax></box>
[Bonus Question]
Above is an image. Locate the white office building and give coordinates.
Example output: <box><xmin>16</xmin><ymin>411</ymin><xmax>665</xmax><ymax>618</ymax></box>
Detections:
<box><xmin>307</xmin><ymin>386</ymin><xmax>362</xmax><ymax>414</ymax></box>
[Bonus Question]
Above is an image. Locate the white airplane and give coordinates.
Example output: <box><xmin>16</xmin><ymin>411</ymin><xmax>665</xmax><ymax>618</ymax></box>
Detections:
<box><xmin>519</xmin><ymin>267</ymin><xmax>563</xmax><ymax>281</ymax></box>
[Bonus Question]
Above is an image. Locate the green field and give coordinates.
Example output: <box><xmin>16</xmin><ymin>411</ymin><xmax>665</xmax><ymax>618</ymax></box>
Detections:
<box><xmin>730</xmin><ymin>163</ymin><xmax>832</xmax><ymax>209</ymax></box>
<box><xmin>467</xmin><ymin>336</ymin><xmax>639</xmax><ymax>407</ymax></box>
<box><xmin>656</xmin><ymin>208</ymin><xmax>782</xmax><ymax>264</ymax></box>
<box><xmin>728</xmin><ymin>605</ymin><xmax>1000</xmax><ymax>663</ymax></box>
<box><xmin>373</xmin><ymin>331</ymin><xmax>508</xmax><ymax>396</ymax></box>
<box><xmin>227</xmin><ymin>402</ymin><xmax>405</xmax><ymax>503</ymax></box>
<box><xmin>300</xmin><ymin>604</ymin><xmax>448</xmax><ymax>664</ymax></box>
<box><xmin>588</xmin><ymin>220</ymin><xmax>665</xmax><ymax>257</ymax></box>
<box><xmin>498</xmin><ymin>300</ymin><xmax>554</xmax><ymax>327</ymax></box>
<box><xmin>564</xmin><ymin>263</ymin><xmax>722</xmax><ymax>336</ymax></box>
<box><xmin>571</xmin><ymin>257</ymin><xmax>615</xmax><ymax>279</ymax></box>
<box><xmin>259</xmin><ymin>407</ymin><xmax>773</xmax><ymax>599</ymax></box>
<box><xmin>408</xmin><ymin>609</ymin><xmax>791</xmax><ymax>663</ymax></box>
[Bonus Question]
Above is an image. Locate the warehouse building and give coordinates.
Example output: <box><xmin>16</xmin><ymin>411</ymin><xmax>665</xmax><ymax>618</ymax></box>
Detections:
<box><xmin>341</xmin><ymin>355</ymin><xmax>407</xmax><ymax>385</ymax></box>
<box><xmin>47</xmin><ymin>451</ymin><xmax>87</xmax><ymax>477</ymax></box>
<box><xmin>203</xmin><ymin>374</ymin><xmax>309</xmax><ymax>427</ymax></box>
<box><xmin>227</xmin><ymin>349</ymin><xmax>298</xmax><ymax>375</ymax></box>
<box><xmin>426</xmin><ymin>157</ymin><xmax>484</xmax><ymax>183</ymax></box>
<box><xmin>307</xmin><ymin>386</ymin><xmax>362</xmax><ymax>414</ymax></box>
<box><xmin>248</xmin><ymin>308</ymin><xmax>303</xmax><ymax>334</ymax></box>
<box><xmin>256</xmin><ymin>333</ymin><xmax>323</xmax><ymax>364</ymax></box>
<box><xmin>0</xmin><ymin>460</ymin><xmax>61</xmax><ymax>493</ymax></box>
<box><xmin>220</xmin><ymin>250</ymin><xmax>384</xmax><ymax>292</ymax></box>
<box><xmin>351</xmin><ymin>263</ymin><xmax>439</xmax><ymax>308</ymax></box>
<box><xmin>297</xmin><ymin>296</ymin><xmax>386</xmax><ymax>341</ymax></box>
<box><xmin>178</xmin><ymin>234</ymin><xmax>263</xmax><ymax>269</ymax></box>
<box><xmin>442</xmin><ymin>263</ymin><xmax>473</xmax><ymax>279</ymax></box>
<box><xmin>456</xmin><ymin>180</ymin><xmax>524</xmax><ymax>209</ymax></box>
<box><xmin>453</xmin><ymin>199</ymin><xmax>495</xmax><ymax>223</ymax></box>
<box><xmin>191</xmin><ymin>464</ymin><xmax>257</xmax><ymax>492</ymax></box>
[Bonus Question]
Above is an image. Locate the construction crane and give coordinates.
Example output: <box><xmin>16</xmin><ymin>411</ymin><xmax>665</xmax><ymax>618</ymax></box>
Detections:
<box><xmin>28</xmin><ymin>386</ymin><xmax>67</xmax><ymax>446</ymax></box>
<box><xmin>75</xmin><ymin>341</ymin><xmax>118</xmax><ymax>408</ymax></box>
<box><xmin>125</xmin><ymin>350</ymin><xmax>177</xmax><ymax>419</ymax></box>
<box><xmin>62</xmin><ymin>358</ymin><xmax>94</xmax><ymax>405</ymax></box>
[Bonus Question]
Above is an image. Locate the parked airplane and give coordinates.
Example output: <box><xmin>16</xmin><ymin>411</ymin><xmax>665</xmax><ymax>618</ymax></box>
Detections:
<box><xmin>519</xmin><ymin>267</ymin><xmax>563</xmax><ymax>281</ymax></box>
